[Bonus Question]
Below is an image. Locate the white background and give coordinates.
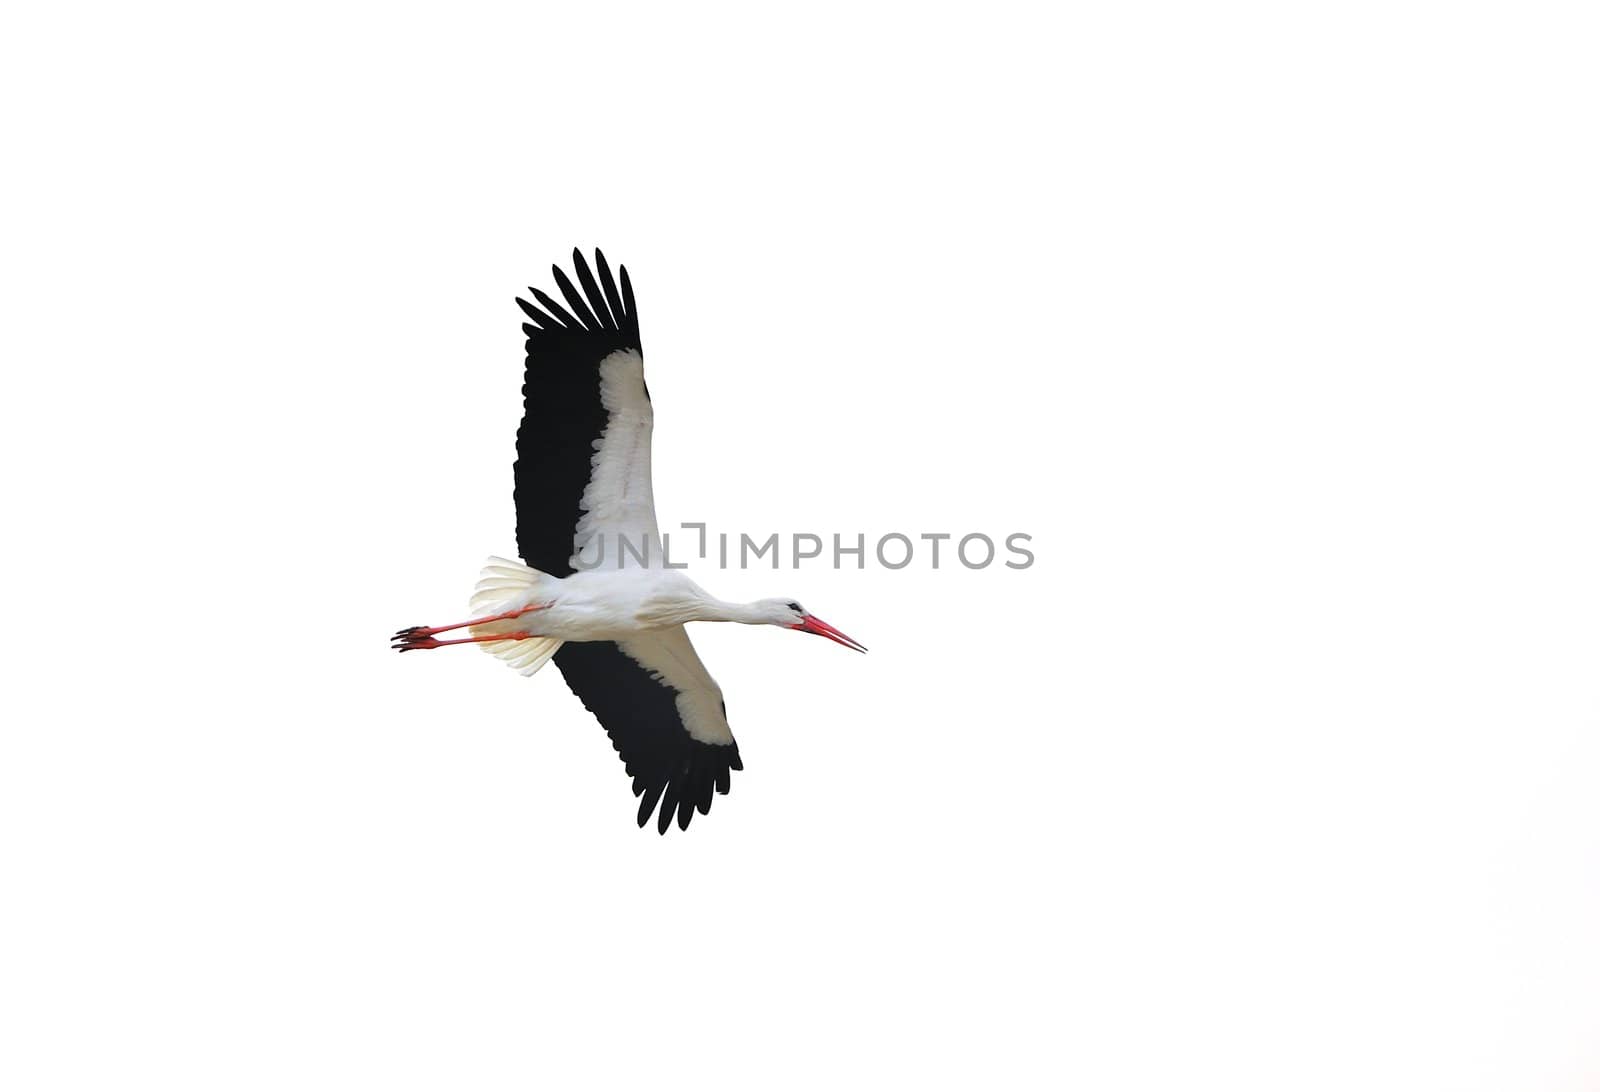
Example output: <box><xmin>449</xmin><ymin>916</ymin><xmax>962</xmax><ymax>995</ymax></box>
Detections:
<box><xmin>3</xmin><ymin>2</ymin><xmax>1597</xmax><ymax>1089</ymax></box>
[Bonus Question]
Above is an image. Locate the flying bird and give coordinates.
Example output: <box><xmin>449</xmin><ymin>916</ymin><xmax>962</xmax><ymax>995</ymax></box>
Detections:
<box><xmin>393</xmin><ymin>249</ymin><xmax>864</xmax><ymax>833</ymax></box>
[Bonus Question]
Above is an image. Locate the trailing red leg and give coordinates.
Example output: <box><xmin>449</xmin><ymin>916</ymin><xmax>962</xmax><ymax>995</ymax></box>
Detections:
<box><xmin>393</xmin><ymin>603</ymin><xmax>545</xmax><ymax>643</ymax></box>
<box><xmin>392</xmin><ymin>629</ymin><xmax>534</xmax><ymax>653</ymax></box>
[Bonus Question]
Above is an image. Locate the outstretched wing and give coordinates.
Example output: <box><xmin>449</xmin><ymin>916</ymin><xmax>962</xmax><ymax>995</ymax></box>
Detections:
<box><xmin>513</xmin><ymin>248</ymin><xmax>660</xmax><ymax>576</ymax></box>
<box><xmin>553</xmin><ymin>628</ymin><xmax>742</xmax><ymax>833</ymax></box>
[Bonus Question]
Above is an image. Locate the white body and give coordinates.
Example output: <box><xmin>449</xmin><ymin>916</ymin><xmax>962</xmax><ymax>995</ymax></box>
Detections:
<box><xmin>471</xmin><ymin>560</ymin><xmax>791</xmax><ymax>644</ymax></box>
<box><xmin>515</xmin><ymin>569</ymin><xmax>734</xmax><ymax>639</ymax></box>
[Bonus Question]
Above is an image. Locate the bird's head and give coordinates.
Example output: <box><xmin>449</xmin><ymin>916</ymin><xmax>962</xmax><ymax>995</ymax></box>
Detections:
<box><xmin>756</xmin><ymin>598</ymin><xmax>867</xmax><ymax>653</ymax></box>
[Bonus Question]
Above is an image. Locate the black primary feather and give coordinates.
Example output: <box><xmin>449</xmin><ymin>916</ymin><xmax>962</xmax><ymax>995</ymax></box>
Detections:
<box><xmin>593</xmin><ymin>250</ymin><xmax>627</xmax><ymax>331</ymax></box>
<box><xmin>551</xmin><ymin>264</ymin><xmax>602</xmax><ymax>331</ymax></box>
<box><xmin>570</xmin><ymin>249</ymin><xmax>615</xmax><ymax>330</ymax></box>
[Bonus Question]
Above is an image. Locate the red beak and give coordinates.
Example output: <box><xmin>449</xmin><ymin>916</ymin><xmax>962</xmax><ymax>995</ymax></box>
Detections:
<box><xmin>792</xmin><ymin>614</ymin><xmax>868</xmax><ymax>653</ymax></box>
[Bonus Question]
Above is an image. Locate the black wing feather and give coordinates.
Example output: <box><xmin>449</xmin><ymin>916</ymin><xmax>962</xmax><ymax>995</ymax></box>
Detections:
<box><xmin>619</xmin><ymin>266</ymin><xmax>638</xmax><ymax>331</ymax></box>
<box><xmin>570</xmin><ymin>249</ymin><xmax>615</xmax><ymax>330</ymax></box>
<box><xmin>515</xmin><ymin>297</ymin><xmax>559</xmax><ymax>329</ymax></box>
<box><xmin>528</xmin><ymin>287</ymin><xmax>581</xmax><ymax>331</ymax></box>
<box><xmin>552</xmin><ymin>263</ymin><xmax>603</xmax><ymax>332</ymax></box>
<box><xmin>593</xmin><ymin>250</ymin><xmax>627</xmax><ymax>333</ymax></box>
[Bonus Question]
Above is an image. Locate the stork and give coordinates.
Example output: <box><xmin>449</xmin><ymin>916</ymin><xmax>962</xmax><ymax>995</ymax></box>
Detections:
<box><xmin>393</xmin><ymin>249</ymin><xmax>865</xmax><ymax>833</ymax></box>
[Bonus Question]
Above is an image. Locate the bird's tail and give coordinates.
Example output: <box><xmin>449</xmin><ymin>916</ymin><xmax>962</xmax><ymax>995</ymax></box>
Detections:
<box><xmin>469</xmin><ymin>556</ymin><xmax>562</xmax><ymax>676</ymax></box>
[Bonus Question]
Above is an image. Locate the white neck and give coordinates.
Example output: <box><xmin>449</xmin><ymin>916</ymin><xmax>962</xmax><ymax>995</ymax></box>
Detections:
<box><xmin>691</xmin><ymin>598</ymin><xmax>774</xmax><ymax>625</ymax></box>
<box><xmin>636</xmin><ymin>588</ymin><xmax>781</xmax><ymax>628</ymax></box>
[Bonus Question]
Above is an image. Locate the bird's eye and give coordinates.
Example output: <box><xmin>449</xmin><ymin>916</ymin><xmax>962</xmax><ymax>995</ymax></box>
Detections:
<box><xmin>787</xmin><ymin>601</ymin><xmax>802</xmax><ymax>612</ymax></box>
